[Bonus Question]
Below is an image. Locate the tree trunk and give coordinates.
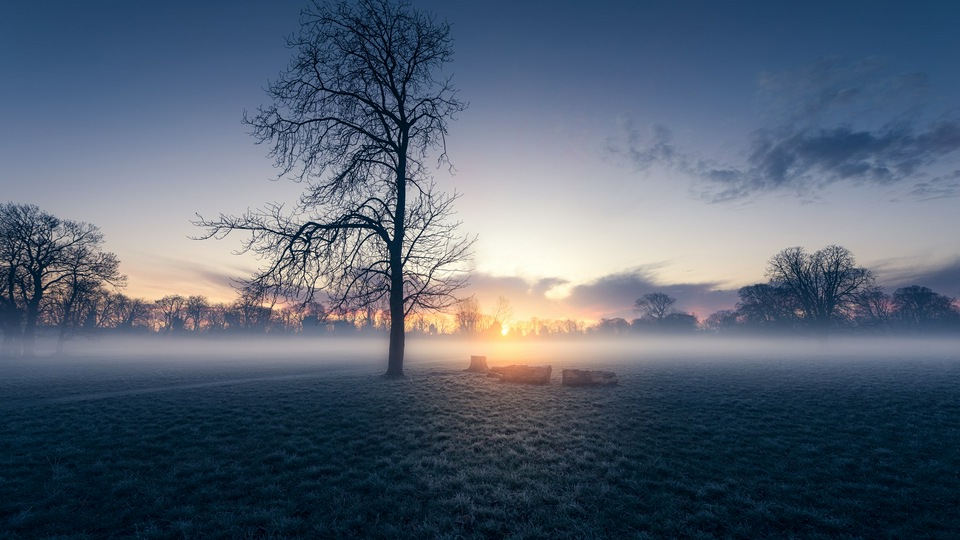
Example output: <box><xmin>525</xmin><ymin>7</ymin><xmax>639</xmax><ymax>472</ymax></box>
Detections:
<box><xmin>386</xmin><ymin>244</ymin><xmax>405</xmax><ymax>377</ymax></box>
<box><xmin>385</xmin><ymin>144</ymin><xmax>408</xmax><ymax>379</ymax></box>
<box><xmin>23</xmin><ymin>303</ymin><xmax>38</xmax><ymax>357</ymax></box>
<box><xmin>386</xmin><ymin>295</ymin><xmax>405</xmax><ymax>378</ymax></box>
<box><xmin>56</xmin><ymin>294</ymin><xmax>76</xmax><ymax>355</ymax></box>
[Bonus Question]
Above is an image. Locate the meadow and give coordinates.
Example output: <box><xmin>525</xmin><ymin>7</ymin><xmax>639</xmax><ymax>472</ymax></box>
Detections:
<box><xmin>1</xmin><ymin>337</ymin><xmax>958</xmax><ymax>539</ymax></box>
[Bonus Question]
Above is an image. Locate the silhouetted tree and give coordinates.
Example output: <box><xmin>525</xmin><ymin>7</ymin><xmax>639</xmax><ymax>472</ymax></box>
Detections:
<box><xmin>50</xmin><ymin>231</ymin><xmax>124</xmax><ymax>352</ymax></box>
<box><xmin>0</xmin><ymin>203</ymin><xmax>124</xmax><ymax>355</ymax></box>
<box><xmin>156</xmin><ymin>295</ymin><xmax>187</xmax><ymax>333</ymax></box>
<box><xmin>594</xmin><ymin>317</ymin><xmax>631</xmax><ymax>335</ymax></box>
<box><xmin>704</xmin><ymin>309</ymin><xmax>739</xmax><ymax>333</ymax></box>
<box><xmin>661</xmin><ymin>312</ymin><xmax>699</xmax><ymax>333</ymax></box>
<box><xmin>110</xmin><ymin>294</ymin><xmax>151</xmax><ymax>331</ymax></box>
<box><xmin>0</xmin><ymin>207</ymin><xmax>26</xmax><ymax>355</ymax></box>
<box><xmin>300</xmin><ymin>301</ymin><xmax>327</xmax><ymax>334</ymax></box>
<box><xmin>892</xmin><ymin>285</ymin><xmax>959</xmax><ymax>332</ymax></box>
<box><xmin>196</xmin><ymin>0</ymin><xmax>471</xmax><ymax>377</ymax></box>
<box><xmin>852</xmin><ymin>286</ymin><xmax>893</xmax><ymax>332</ymax></box>
<box><xmin>455</xmin><ymin>297</ymin><xmax>483</xmax><ymax>335</ymax></box>
<box><xmin>185</xmin><ymin>295</ymin><xmax>209</xmax><ymax>332</ymax></box>
<box><xmin>735</xmin><ymin>283</ymin><xmax>800</xmax><ymax>331</ymax></box>
<box><xmin>766</xmin><ymin>245</ymin><xmax>873</xmax><ymax>332</ymax></box>
<box><xmin>205</xmin><ymin>302</ymin><xmax>230</xmax><ymax>332</ymax></box>
<box><xmin>491</xmin><ymin>296</ymin><xmax>513</xmax><ymax>330</ymax></box>
<box><xmin>634</xmin><ymin>292</ymin><xmax>676</xmax><ymax>322</ymax></box>
<box><xmin>229</xmin><ymin>287</ymin><xmax>273</xmax><ymax>333</ymax></box>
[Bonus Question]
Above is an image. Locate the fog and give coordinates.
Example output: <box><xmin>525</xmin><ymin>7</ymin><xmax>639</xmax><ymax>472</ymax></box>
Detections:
<box><xmin>2</xmin><ymin>334</ymin><xmax>957</xmax><ymax>410</ymax></box>
<box><xmin>8</xmin><ymin>334</ymin><xmax>957</xmax><ymax>371</ymax></box>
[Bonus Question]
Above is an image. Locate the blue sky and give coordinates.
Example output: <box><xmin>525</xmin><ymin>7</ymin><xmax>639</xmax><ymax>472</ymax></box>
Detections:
<box><xmin>3</xmin><ymin>1</ymin><xmax>959</xmax><ymax>322</ymax></box>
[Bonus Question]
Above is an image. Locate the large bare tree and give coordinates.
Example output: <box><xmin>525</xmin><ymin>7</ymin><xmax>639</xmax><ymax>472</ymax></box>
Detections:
<box><xmin>0</xmin><ymin>203</ymin><xmax>125</xmax><ymax>356</ymax></box>
<box><xmin>766</xmin><ymin>245</ymin><xmax>874</xmax><ymax>332</ymax></box>
<box><xmin>634</xmin><ymin>292</ymin><xmax>676</xmax><ymax>322</ymax></box>
<box><xmin>197</xmin><ymin>0</ymin><xmax>470</xmax><ymax>377</ymax></box>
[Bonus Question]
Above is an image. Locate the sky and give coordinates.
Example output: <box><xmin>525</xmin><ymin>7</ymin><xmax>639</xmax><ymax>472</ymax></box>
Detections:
<box><xmin>2</xmin><ymin>0</ymin><xmax>960</xmax><ymax>323</ymax></box>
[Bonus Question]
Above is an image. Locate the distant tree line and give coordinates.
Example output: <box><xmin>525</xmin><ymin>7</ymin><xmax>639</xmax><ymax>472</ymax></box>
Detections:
<box><xmin>4</xmin><ymin>204</ymin><xmax>958</xmax><ymax>356</ymax></box>
<box><xmin>703</xmin><ymin>245</ymin><xmax>959</xmax><ymax>336</ymax></box>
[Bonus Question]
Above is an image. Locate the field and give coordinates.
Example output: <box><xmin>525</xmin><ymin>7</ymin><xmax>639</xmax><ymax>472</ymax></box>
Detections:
<box><xmin>1</xmin><ymin>337</ymin><xmax>959</xmax><ymax>539</ymax></box>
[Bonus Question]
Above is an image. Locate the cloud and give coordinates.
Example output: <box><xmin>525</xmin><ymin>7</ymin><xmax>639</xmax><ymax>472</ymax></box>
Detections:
<box><xmin>877</xmin><ymin>258</ymin><xmax>960</xmax><ymax>297</ymax></box>
<box><xmin>564</xmin><ymin>269</ymin><xmax>737</xmax><ymax>319</ymax></box>
<box><xmin>611</xmin><ymin>57</ymin><xmax>960</xmax><ymax>202</ymax></box>
<box><xmin>754</xmin><ymin>57</ymin><xmax>930</xmax><ymax>125</ymax></box>
<box><xmin>607</xmin><ymin>119</ymin><xmax>678</xmax><ymax>171</ymax></box>
<box><xmin>699</xmin><ymin>120</ymin><xmax>960</xmax><ymax>199</ymax></box>
<box><xmin>465</xmin><ymin>268</ymin><xmax>739</xmax><ymax>321</ymax></box>
<box><xmin>906</xmin><ymin>170</ymin><xmax>960</xmax><ymax>201</ymax></box>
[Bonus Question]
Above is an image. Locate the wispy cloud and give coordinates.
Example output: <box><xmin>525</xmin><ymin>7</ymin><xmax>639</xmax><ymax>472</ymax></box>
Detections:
<box><xmin>876</xmin><ymin>258</ymin><xmax>960</xmax><ymax>297</ymax></box>
<box><xmin>466</xmin><ymin>268</ymin><xmax>737</xmax><ymax>321</ymax></box>
<box><xmin>607</xmin><ymin>119</ymin><xmax>678</xmax><ymax>170</ymax></box>
<box><xmin>610</xmin><ymin>57</ymin><xmax>960</xmax><ymax>202</ymax></box>
<box><xmin>754</xmin><ymin>57</ymin><xmax>930</xmax><ymax>126</ymax></box>
<box><xmin>700</xmin><ymin>120</ymin><xmax>960</xmax><ymax>200</ymax></box>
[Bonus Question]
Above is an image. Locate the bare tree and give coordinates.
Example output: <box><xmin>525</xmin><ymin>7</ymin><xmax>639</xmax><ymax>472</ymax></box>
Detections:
<box><xmin>205</xmin><ymin>302</ymin><xmax>230</xmax><ymax>333</ymax></box>
<box><xmin>0</xmin><ymin>203</ymin><xmax>124</xmax><ymax>355</ymax></box>
<box><xmin>766</xmin><ymin>245</ymin><xmax>874</xmax><ymax>332</ymax></box>
<box><xmin>110</xmin><ymin>294</ymin><xmax>151</xmax><ymax>331</ymax></box>
<box><xmin>0</xmin><ymin>207</ymin><xmax>26</xmax><ymax>355</ymax></box>
<box><xmin>51</xmin><ymin>229</ymin><xmax>124</xmax><ymax>352</ymax></box>
<box><xmin>196</xmin><ymin>0</ymin><xmax>471</xmax><ymax>377</ymax></box>
<box><xmin>185</xmin><ymin>295</ymin><xmax>209</xmax><ymax>332</ymax></box>
<box><xmin>634</xmin><ymin>292</ymin><xmax>676</xmax><ymax>322</ymax></box>
<box><xmin>735</xmin><ymin>283</ymin><xmax>800</xmax><ymax>330</ymax></box>
<box><xmin>892</xmin><ymin>285</ymin><xmax>958</xmax><ymax>331</ymax></box>
<box><xmin>491</xmin><ymin>296</ymin><xmax>513</xmax><ymax>327</ymax></box>
<box><xmin>455</xmin><ymin>297</ymin><xmax>483</xmax><ymax>335</ymax></box>
<box><xmin>852</xmin><ymin>286</ymin><xmax>893</xmax><ymax>332</ymax></box>
<box><xmin>229</xmin><ymin>287</ymin><xmax>273</xmax><ymax>333</ymax></box>
<box><xmin>156</xmin><ymin>295</ymin><xmax>187</xmax><ymax>333</ymax></box>
<box><xmin>704</xmin><ymin>309</ymin><xmax>739</xmax><ymax>334</ymax></box>
<box><xmin>594</xmin><ymin>317</ymin><xmax>631</xmax><ymax>335</ymax></box>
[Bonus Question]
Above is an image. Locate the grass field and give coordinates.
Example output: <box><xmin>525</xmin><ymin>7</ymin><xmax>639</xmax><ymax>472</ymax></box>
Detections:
<box><xmin>1</xmin><ymin>338</ymin><xmax>959</xmax><ymax>539</ymax></box>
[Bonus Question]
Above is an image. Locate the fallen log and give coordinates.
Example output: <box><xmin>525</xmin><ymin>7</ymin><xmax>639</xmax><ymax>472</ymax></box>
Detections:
<box><xmin>561</xmin><ymin>369</ymin><xmax>618</xmax><ymax>387</ymax></box>
<box><xmin>488</xmin><ymin>364</ymin><xmax>552</xmax><ymax>385</ymax></box>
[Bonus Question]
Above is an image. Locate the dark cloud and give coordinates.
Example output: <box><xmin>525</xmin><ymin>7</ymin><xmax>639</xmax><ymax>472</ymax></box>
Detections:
<box><xmin>611</xmin><ymin>57</ymin><xmax>960</xmax><ymax>202</ymax></box>
<box><xmin>467</xmin><ymin>268</ymin><xmax>738</xmax><ymax>321</ymax></box>
<box><xmin>879</xmin><ymin>258</ymin><xmax>960</xmax><ymax>297</ymax></box>
<box><xmin>564</xmin><ymin>269</ymin><xmax>737</xmax><ymax>319</ymax></box>
<box><xmin>713</xmin><ymin>120</ymin><xmax>960</xmax><ymax>196</ymax></box>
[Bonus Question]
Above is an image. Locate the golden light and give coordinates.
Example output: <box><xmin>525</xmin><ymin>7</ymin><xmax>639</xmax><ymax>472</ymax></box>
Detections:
<box><xmin>501</xmin><ymin>323</ymin><xmax>510</xmax><ymax>337</ymax></box>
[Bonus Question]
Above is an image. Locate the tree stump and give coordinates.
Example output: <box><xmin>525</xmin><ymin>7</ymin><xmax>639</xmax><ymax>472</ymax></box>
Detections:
<box><xmin>562</xmin><ymin>369</ymin><xmax>618</xmax><ymax>387</ymax></box>
<box><xmin>465</xmin><ymin>355</ymin><xmax>489</xmax><ymax>372</ymax></box>
<box><xmin>488</xmin><ymin>364</ymin><xmax>552</xmax><ymax>385</ymax></box>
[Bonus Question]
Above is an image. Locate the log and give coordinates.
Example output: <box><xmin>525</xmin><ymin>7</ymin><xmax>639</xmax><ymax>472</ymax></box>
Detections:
<box><xmin>488</xmin><ymin>364</ymin><xmax>552</xmax><ymax>385</ymax></box>
<box><xmin>465</xmin><ymin>355</ymin><xmax>489</xmax><ymax>372</ymax></box>
<box><xmin>562</xmin><ymin>369</ymin><xmax>618</xmax><ymax>387</ymax></box>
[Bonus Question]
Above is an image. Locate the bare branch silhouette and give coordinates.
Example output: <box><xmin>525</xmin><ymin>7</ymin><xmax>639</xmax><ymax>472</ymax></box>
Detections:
<box><xmin>195</xmin><ymin>0</ymin><xmax>470</xmax><ymax>377</ymax></box>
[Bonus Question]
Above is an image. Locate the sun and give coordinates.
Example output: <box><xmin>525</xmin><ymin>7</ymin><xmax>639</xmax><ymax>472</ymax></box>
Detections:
<box><xmin>501</xmin><ymin>323</ymin><xmax>510</xmax><ymax>337</ymax></box>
